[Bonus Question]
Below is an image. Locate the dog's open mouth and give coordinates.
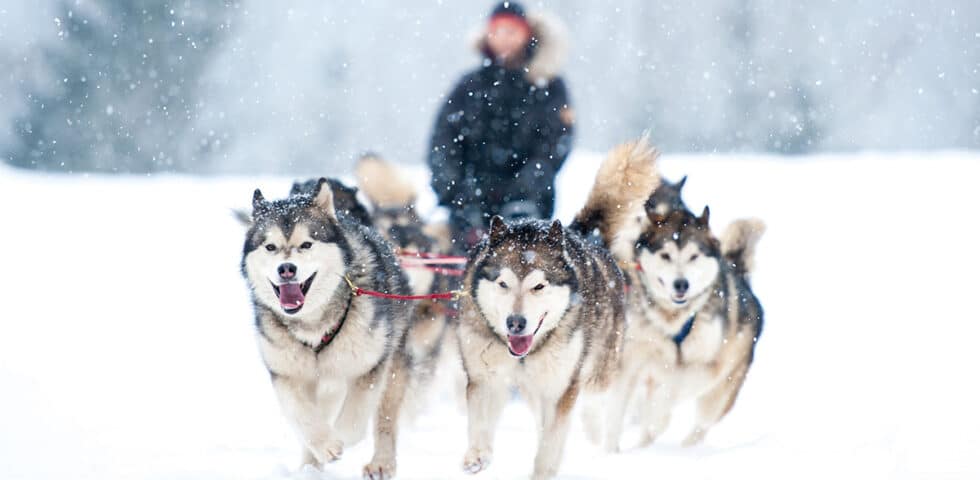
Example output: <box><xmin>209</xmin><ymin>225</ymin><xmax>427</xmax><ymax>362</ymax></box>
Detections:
<box><xmin>271</xmin><ymin>272</ymin><xmax>317</xmax><ymax>314</ymax></box>
<box><xmin>506</xmin><ymin>312</ymin><xmax>547</xmax><ymax>358</ymax></box>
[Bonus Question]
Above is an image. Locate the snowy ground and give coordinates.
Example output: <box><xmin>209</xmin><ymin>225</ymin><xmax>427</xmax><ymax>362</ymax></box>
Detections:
<box><xmin>2</xmin><ymin>151</ymin><xmax>980</xmax><ymax>480</ymax></box>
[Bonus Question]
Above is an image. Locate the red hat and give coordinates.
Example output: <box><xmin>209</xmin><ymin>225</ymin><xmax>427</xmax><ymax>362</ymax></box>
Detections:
<box><xmin>488</xmin><ymin>2</ymin><xmax>531</xmax><ymax>39</ymax></box>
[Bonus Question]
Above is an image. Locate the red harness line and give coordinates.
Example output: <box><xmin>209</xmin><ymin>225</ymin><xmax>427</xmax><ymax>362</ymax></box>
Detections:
<box><xmin>397</xmin><ymin>251</ymin><xmax>467</xmax><ymax>276</ymax></box>
<box><xmin>396</xmin><ymin>251</ymin><xmax>468</xmax><ymax>263</ymax></box>
<box><xmin>343</xmin><ymin>275</ymin><xmax>465</xmax><ymax>302</ymax></box>
<box><xmin>419</xmin><ymin>266</ymin><xmax>466</xmax><ymax>276</ymax></box>
<box><xmin>397</xmin><ymin>260</ymin><xmax>465</xmax><ymax>276</ymax></box>
<box><xmin>396</xmin><ymin>250</ymin><xmax>640</xmax><ymax>282</ymax></box>
<box><xmin>398</xmin><ymin>256</ymin><xmax>468</xmax><ymax>265</ymax></box>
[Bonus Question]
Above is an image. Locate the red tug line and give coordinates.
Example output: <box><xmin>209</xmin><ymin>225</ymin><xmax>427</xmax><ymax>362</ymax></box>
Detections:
<box><xmin>343</xmin><ymin>274</ymin><xmax>465</xmax><ymax>302</ymax></box>
<box><xmin>379</xmin><ymin>251</ymin><xmax>642</xmax><ymax>300</ymax></box>
<box><xmin>397</xmin><ymin>251</ymin><xmax>467</xmax><ymax>276</ymax></box>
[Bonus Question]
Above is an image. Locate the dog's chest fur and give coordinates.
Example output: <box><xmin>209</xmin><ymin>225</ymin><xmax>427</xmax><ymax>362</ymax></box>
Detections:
<box><xmin>256</xmin><ymin>299</ymin><xmax>388</xmax><ymax>382</ymax></box>
<box><xmin>626</xmin><ymin>281</ymin><xmax>726</xmax><ymax>370</ymax></box>
<box><xmin>459</xmin><ymin>317</ymin><xmax>586</xmax><ymax>398</ymax></box>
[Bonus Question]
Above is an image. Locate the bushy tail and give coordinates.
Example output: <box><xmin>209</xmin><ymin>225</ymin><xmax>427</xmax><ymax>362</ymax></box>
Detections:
<box><xmin>570</xmin><ymin>135</ymin><xmax>660</xmax><ymax>245</ymax></box>
<box><xmin>354</xmin><ymin>152</ymin><xmax>417</xmax><ymax>209</ymax></box>
<box><xmin>720</xmin><ymin>218</ymin><xmax>766</xmax><ymax>279</ymax></box>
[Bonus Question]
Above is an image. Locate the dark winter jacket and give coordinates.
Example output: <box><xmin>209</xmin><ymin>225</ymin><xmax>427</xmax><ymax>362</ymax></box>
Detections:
<box><xmin>428</xmin><ymin>13</ymin><xmax>573</xmax><ymax>221</ymax></box>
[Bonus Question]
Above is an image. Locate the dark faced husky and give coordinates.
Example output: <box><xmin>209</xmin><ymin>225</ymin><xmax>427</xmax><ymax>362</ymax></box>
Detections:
<box><xmin>240</xmin><ymin>178</ymin><xmax>416</xmax><ymax>479</ymax></box>
<box><xmin>457</xmin><ymin>138</ymin><xmax>659</xmax><ymax>480</ymax></box>
<box><xmin>602</xmin><ymin>205</ymin><xmax>764</xmax><ymax>451</ymax></box>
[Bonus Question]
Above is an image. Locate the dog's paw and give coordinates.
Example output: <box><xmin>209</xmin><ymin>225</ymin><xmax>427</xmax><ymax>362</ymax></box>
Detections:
<box><xmin>681</xmin><ymin>428</ymin><xmax>706</xmax><ymax>447</ymax></box>
<box><xmin>462</xmin><ymin>447</ymin><xmax>492</xmax><ymax>474</ymax></box>
<box><xmin>638</xmin><ymin>431</ymin><xmax>658</xmax><ymax>448</ymax></box>
<box><xmin>311</xmin><ymin>437</ymin><xmax>344</xmax><ymax>463</ymax></box>
<box><xmin>602</xmin><ymin>438</ymin><xmax>620</xmax><ymax>454</ymax></box>
<box><xmin>363</xmin><ymin>457</ymin><xmax>396</xmax><ymax>480</ymax></box>
<box><xmin>531</xmin><ymin>468</ymin><xmax>558</xmax><ymax>480</ymax></box>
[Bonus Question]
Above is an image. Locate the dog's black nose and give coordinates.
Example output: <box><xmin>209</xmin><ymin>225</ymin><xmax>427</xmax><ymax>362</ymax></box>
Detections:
<box><xmin>506</xmin><ymin>315</ymin><xmax>527</xmax><ymax>335</ymax></box>
<box><xmin>278</xmin><ymin>263</ymin><xmax>298</xmax><ymax>280</ymax></box>
<box><xmin>673</xmin><ymin>278</ymin><xmax>689</xmax><ymax>294</ymax></box>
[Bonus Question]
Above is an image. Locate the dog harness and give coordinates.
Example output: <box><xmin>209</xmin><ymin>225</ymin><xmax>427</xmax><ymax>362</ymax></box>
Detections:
<box><xmin>672</xmin><ymin>314</ymin><xmax>696</xmax><ymax>346</ymax></box>
<box><xmin>312</xmin><ymin>273</ymin><xmax>465</xmax><ymax>354</ymax></box>
<box><xmin>313</xmin><ymin>289</ymin><xmax>355</xmax><ymax>354</ymax></box>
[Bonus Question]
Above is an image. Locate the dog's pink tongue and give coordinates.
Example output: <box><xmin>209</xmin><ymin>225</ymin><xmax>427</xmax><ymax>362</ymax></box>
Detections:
<box><xmin>507</xmin><ymin>335</ymin><xmax>534</xmax><ymax>357</ymax></box>
<box><xmin>279</xmin><ymin>283</ymin><xmax>305</xmax><ymax>309</ymax></box>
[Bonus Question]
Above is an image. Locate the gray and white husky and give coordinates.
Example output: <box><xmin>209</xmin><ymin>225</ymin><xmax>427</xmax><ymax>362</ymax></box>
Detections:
<box><xmin>456</xmin><ymin>138</ymin><xmax>659</xmax><ymax>480</ymax></box>
<box><xmin>602</xmin><ymin>205</ymin><xmax>765</xmax><ymax>451</ymax></box>
<box><xmin>240</xmin><ymin>178</ymin><xmax>416</xmax><ymax>479</ymax></box>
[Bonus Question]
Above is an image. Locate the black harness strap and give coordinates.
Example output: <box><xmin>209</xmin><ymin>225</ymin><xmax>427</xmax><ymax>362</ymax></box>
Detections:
<box><xmin>672</xmin><ymin>314</ymin><xmax>696</xmax><ymax>346</ymax></box>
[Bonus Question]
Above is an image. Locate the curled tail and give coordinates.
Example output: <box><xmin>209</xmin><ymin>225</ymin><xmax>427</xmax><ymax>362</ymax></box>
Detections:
<box><xmin>354</xmin><ymin>152</ymin><xmax>417</xmax><ymax>209</ymax></box>
<box><xmin>720</xmin><ymin>218</ymin><xmax>766</xmax><ymax>279</ymax></box>
<box><xmin>570</xmin><ymin>135</ymin><xmax>660</xmax><ymax>245</ymax></box>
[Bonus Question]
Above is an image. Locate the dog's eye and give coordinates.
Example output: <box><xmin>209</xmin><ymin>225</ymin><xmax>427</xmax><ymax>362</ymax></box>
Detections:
<box><xmin>498</xmin><ymin>281</ymin><xmax>508</xmax><ymax>289</ymax></box>
<box><xmin>265</xmin><ymin>244</ymin><xmax>276</xmax><ymax>252</ymax></box>
<box><xmin>660</xmin><ymin>253</ymin><xmax>671</xmax><ymax>261</ymax></box>
<box><xmin>689</xmin><ymin>254</ymin><xmax>699</xmax><ymax>261</ymax></box>
<box><xmin>532</xmin><ymin>283</ymin><xmax>545</xmax><ymax>291</ymax></box>
<box><xmin>299</xmin><ymin>241</ymin><xmax>313</xmax><ymax>250</ymax></box>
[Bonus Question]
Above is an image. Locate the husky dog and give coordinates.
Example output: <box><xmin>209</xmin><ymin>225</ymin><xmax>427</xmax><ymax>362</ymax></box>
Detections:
<box><xmin>602</xmin><ymin>204</ymin><xmax>764</xmax><ymax>451</ymax></box>
<box><xmin>355</xmin><ymin>153</ymin><xmax>449</xmax><ymax>294</ymax></box>
<box><xmin>354</xmin><ymin>154</ymin><xmax>460</xmax><ymax>418</ymax></box>
<box><xmin>457</xmin><ymin>138</ymin><xmax>658</xmax><ymax>480</ymax></box>
<box><xmin>240</xmin><ymin>178</ymin><xmax>417</xmax><ymax>479</ymax></box>
<box><xmin>646</xmin><ymin>175</ymin><xmax>688</xmax><ymax>216</ymax></box>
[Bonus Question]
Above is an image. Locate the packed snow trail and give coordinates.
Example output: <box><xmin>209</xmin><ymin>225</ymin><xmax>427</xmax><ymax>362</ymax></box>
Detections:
<box><xmin>1</xmin><ymin>151</ymin><xmax>978</xmax><ymax>479</ymax></box>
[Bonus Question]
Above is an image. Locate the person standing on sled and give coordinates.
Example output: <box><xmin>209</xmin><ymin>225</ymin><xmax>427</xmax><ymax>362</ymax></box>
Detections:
<box><xmin>427</xmin><ymin>1</ymin><xmax>574</xmax><ymax>254</ymax></box>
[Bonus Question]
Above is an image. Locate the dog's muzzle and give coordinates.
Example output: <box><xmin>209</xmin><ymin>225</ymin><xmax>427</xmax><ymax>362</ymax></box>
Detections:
<box><xmin>271</xmin><ymin>272</ymin><xmax>317</xmax><ymax>314</ymax></box>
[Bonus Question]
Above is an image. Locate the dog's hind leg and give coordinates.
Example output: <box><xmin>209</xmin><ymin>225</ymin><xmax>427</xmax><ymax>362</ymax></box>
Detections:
<box><xmin>579</xmin><ymin>396</ymin><xmax>603</xmax><ymax>446</ymax></box>
<box><xmin>335</xmin><ymin>359</ymin><xmax>389</xmax><ymax>446</ymax></box>
<box><xmin>531</xmin><ymin>380</ymin><xmax>580</xmax><ymax>480</ymax></box>
<box><xmin>272</xmin><ymin>376</ymin><xmax>345</xmax><ymax>464</ymax></box>
<box><xmin>682</xmin><ymin>361</ymin><xmax>749</xmax><ymax>447</ymax></box>
<box><xmin>364</xmin><ymin>352</ymin><xmax>410</xmax><ymax>480</ymax></box>
<box><xmin>462</xmin><ymin>375</ymin><xmax>509</xmax><ymax>474</ymax></box>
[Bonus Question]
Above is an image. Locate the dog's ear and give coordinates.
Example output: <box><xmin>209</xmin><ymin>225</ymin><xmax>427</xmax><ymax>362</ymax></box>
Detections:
<box><xmin>289</xmin><ymin>181</ymin><xmax>303</xmax><ymax>196</ymax></box>
<box><xmin>488</xmin><ymin>215</ymin><xmax>508</xmax><ymax>243</ymax></box>
<box><xmin>232</xmin><ymin>208</ymin><xmax>253</xmax><ymax>227</ymax></box>
<box><xmin>697</xmin><ymin>205</ymin><xmax>710</xmax><ymax>227</ymax></box>
<box><xmin>676</xmin><ymin>175</ymin><xmax>687</xmax><ymax>190</ymax></box>
<box><xmin>547</xmin><ymin>219</ymin><xmax>564</xmax><ymax>247</ymax></box>
<box><xmin>251</xmin><ymin>189</ymin><xmax>271</xmax><ymax>219</ymax></box>
<box><xmin>311</xmin><ymin>178</ymin><xmax>337</xmax><ymax>220</ymax></box>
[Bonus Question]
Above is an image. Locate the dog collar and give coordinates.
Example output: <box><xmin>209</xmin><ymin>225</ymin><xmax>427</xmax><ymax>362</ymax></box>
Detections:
<box><xmin>672</xmin><ymin>314</ymin><xmax>696</xmax><ymax>346</ymax></box>
<box><xmin>313</xmin><ymin>286</ymin><xmax>355</xmax><ymax>354</ymax></box>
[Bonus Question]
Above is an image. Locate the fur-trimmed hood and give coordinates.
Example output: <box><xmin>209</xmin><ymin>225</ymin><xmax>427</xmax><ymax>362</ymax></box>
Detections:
<box><xmin>472</xmin><ymin>11</ymin><xmax>569</xmax><ymax>86</ymax></box>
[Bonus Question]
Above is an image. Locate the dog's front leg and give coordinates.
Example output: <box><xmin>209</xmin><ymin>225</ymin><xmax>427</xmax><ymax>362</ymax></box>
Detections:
<box><xmin>364</xmin><ymin>351</ymin><xmax>410</xmax><ymax>480</ymax></box>
<box><xmin>602</xmin><ymin>364</ymin><xmax>641</xmax><ymax>453</ymax></box>
<box><xmin>462</xmin><ymin>375</ymin><xmax>508</xmax><ymax>474</ymax></box>
<box><xmin>531</xmin><ymin>380</ymin><xmax>580</xmax><ymax>480</ymax></box>
<box><xmin>272</xmin><ymin>376</ymin><xmax>345</xmax><ymax>465</ymax></box>
<box><xmin>335</xmin><ymin>357</ymin><xmax>389</xmax><ymax>446</ymax></box>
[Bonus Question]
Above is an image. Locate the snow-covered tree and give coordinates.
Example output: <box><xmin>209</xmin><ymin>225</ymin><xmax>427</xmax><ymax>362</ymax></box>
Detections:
<box><xmin>7</xmin><ymin>0</ymin><xmax>234</xmax><ymax>172</ymax></box>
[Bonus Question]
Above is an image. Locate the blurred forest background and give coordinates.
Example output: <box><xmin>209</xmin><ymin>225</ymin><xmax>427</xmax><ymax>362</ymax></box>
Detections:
<box><xmin>1</xmin><ymin>0</ymin><xmax>977</xmax><ymax>174</ymax></box>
